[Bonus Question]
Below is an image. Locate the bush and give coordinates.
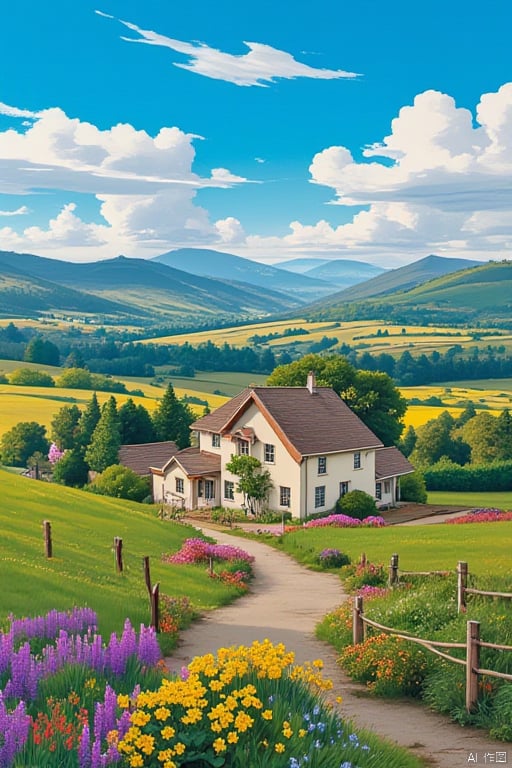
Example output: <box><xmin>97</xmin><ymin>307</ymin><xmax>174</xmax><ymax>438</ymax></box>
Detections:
<box><xmin>340</xmin><ymin>561</ymin><xmax>387</xmax><ymax>591</ymax></box>
<box><xmin>8</xmin><ymin>368</ymin><xmax>55</xmax><ymax>387</ymax></box>
<box><xmin>424</xmin><ymin>460</ymin><xmax>512</xmax><ymax>491</ymax></box>
<box><xmin>400</xmin><ymin>471</ymin><xmax>427</xmax><ymax>503</ymax></box>
<box><xmin>88</xmin><ymin>464</ymin><xmax>150</xmax><ymax>502</ymax></box>
<box><xmin>336</xmin><ymin>489</ymin><xmax>378</xmax><ymax>520</ymax></box>
<box><xmin>317</xmin><ymin>548</ymin><xmax>351</xmax><ymax>569</ymax></box>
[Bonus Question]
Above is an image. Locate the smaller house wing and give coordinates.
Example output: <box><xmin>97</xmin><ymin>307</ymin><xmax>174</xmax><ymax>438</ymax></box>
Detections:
<box><xmin>375</xmin><ymin>446</ymin><xmax>415</xmax><ymax>480</ymax></box>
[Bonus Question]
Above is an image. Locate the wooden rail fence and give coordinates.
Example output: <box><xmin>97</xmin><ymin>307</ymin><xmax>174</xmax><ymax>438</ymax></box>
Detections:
<box><xmin>352</xmin><ymin>555</ymin><xmax>512</xmax><ymax>711</ymax></box>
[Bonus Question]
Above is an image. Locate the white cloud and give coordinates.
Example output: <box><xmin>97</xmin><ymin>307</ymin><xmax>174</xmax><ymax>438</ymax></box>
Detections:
<box><xmin>215</xmin><ymin>217</ymin><xmax>246</xmax><ymax>244</ymax></box>
<box><xmin>0</xmin><ymin>102</ymin><xmax>40</xmax><ymax>119</ymax></box>
<box><xmin>99</xmin><ymin>12</ymin><xmax>360</xmax><ymax>87</ymax></box>
<box><xmin>0</xmin><ymin>205</ymin><xmax>29</xmax><ymax>216</ymax></box>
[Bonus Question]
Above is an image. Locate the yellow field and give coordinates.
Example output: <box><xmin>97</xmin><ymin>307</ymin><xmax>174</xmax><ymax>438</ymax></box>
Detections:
<box><xmin>399</xmin><ymin>384</ymin><xmax>509</xmax><ymax>429</ymax></box>
<box><xmin>141</xmin><ymin>318</ymin><xmax>512</xmax><ymax>355</ymax></box>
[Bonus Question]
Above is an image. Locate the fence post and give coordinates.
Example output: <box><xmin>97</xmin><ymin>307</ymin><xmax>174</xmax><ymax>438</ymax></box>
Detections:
<box><xmin>353</xmin><ymin>595</ymin><xmax>364</xmax><ymax>645</ymax></box>
<box><xmin>457</xmin><ymin>561</ymin><xmax>468</xmax><ymax>613</ymax></box>
<box><xmin>151</xmin><ymin>583</ymin><xmax>160</xmax><ymax>632</ymax></box>
<box><xmin>43</xmin><ymin>520</ymin><xmax>52</xmax><ymax>558</ymax></box>
<box><xmin>388</xmin><ymin>553</ymin><xmax>399</xmax><ymax>586</ymax></box>
<box><xmin>466</xmin><ymin>620</ymin><xmax>480</xmax><ymax>713</ymax></box>
<box><xmin>113</xmin><ymin>537</ymin><xmax>123</xmax><ymax>573</ymax></box>
<box><xmin>360</xmin><ymin>552</ymin><xmax>366</xmax><ymax>568</ymax></box>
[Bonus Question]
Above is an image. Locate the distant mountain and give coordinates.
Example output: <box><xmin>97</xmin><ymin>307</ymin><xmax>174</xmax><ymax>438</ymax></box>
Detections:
<box><xmin>303</xmin><ymin>259</ymin><xmax>385</xmax><ymax>287</ymax></box>
<box><xmin>0</xmin><ymin>251</ymin><xmax>303</xmax><ymax>324</ymax></box>
<box><xmin>307</xmin><ymin>255</ymin><xmax>485</xmax><ymax>308</ymax></box>
<box><xmin>152</xmin><ymin>248</ymin><xmax>335</xmax><ymax>301</ymax></box>
<box><xmin>274</xmin><ymin>257</ymin><xmax>330</xmax><ymax>274</ymax></box>
<box><xmin>304</xmin><ymin>259</ymin><xmax>512</xmax><ymax>327</ymax></box>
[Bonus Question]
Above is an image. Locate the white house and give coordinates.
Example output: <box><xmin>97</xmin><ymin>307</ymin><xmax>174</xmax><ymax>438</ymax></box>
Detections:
<box><xmin>151</xmin><ymin>373</ymin><xmax>414</xmax><ymax>519</ymax></box>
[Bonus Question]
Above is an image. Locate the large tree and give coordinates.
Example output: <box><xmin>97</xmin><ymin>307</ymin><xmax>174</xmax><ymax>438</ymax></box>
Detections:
<box><xmin>85</xmin><ymin>397</ymin><xmax>121</xmax><ymax>472</ymax></box>
<box><xmin>410</xmin><ymin>411</ymin><xmax>469</xmax><ymax>467</ymax></box>
<box><xmin>267</xmin><ymin>354</ymin><xmax>406</xmax><ymax>446</ymax></box>
<box><xmin>152</xmin><ymin>384</ymin><xmax>194</xmax><ymax>448</ymax></box>
<box><xmin>76</xmin><ymin>393</ymin><xmax>101</xmax><ymax>448</ymax></box>
<box><xmin>119</xmin><ymin>399</ymin><xmax>156</xmax><ymax>445</ymax></box>
<box><xmin>24</xmin><ymin>336</ymin><xmax>60</xmax><ymax>366</ymax></box>
<box><xmin>0</xmin><ymin>421</ymin><xmax>50</xmax><ymax>467</ymax></box>
<box><xmin>50</xmin><ymin>404</ymin><xmax>82</xmax><ymax>450</ymax></box>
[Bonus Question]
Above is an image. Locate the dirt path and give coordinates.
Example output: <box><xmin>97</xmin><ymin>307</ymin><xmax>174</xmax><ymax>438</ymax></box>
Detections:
<box><xmin>166</xmin><ymin>525</ymin><xmax>507</xmax><ymax>768</ymax></box>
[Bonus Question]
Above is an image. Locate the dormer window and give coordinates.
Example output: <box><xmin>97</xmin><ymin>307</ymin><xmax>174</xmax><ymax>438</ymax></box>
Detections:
<box><xmin>211</xmin><ymin>433</ymin><xmax>220</xmax><ymax>448</ymax></box>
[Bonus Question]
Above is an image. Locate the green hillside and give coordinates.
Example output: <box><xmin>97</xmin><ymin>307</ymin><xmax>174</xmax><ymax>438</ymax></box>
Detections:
<box><xmin>306</xmin><ymin>260</ymin><xmax>512</xmax><ymax>327</ymax></box>
<box><xmin>0</xmin><ymin>470</ymin><xmax>239</xmax><ymax>635</ymax></box>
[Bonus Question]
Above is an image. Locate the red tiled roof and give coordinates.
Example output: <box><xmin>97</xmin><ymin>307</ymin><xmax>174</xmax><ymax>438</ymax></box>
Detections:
<box><xmin>118</xmin><ymin>441</ymin><xmax>178</xmax><ymax>475</ymax></box>
<box><xmin>193</xmin><ymin>386</ymin><xmax>383</xmax><ymax>459</ymax></box>
<box><xmin>375</xmin><ymin>446</ymin><xmax>414</xmax><ymax>479</ymax></box>
<box><xmin>170</xmin><ymin>448</ymin><xmax>221</xmax><ymax>477</ymax></box>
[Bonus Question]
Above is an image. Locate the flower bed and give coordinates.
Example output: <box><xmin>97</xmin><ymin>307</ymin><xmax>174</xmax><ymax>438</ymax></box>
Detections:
<box><xmin>0</xmin><ymin>611</ymin><xmax>419</xmax><ymax>768</ymax></box>
<box><xmin>445</xmin><ymin>508</ymin><xmax>512</xmax><ymax>524</ymax></box>
<box><xmin>163</xmin><ymin>538</ymin><xmax>255</xmax><ymax>565</ymax></box>
<box><xmin>304</xmin><ymin>514</ymin><xmax>386</xmax><ymax>528</ymax></box>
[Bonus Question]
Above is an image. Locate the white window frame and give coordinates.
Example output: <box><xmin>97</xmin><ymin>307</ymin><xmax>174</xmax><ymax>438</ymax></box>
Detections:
<box><xmin>279</xmin><ymin>486</ymin><xmax>291</xmax><ymax>507</ymax></box>
<box><xmin>264</xmin><ymin>443</ymin><xmax>275</xmax><ymax>463</ymax></box>
<box><xmin>204</xmin><ymin>479</ymin><xmax>215</xmax><ymax>500</ymax></box>
<box><xmin>339</xmin><ymin>481</ymin><xmax>349</xmax><ymax>497</ymax></box>
<box><xmin>238</xmin><ymin>440</ymin><xmax>249</xmax><ymax>455</ymax></box>
<box><xmin>314</xmin><ymin>485</ymin><xmax>326</xmax><ymax>508</ymax></box>
<box><xmin>175</xmin><ymin>477</ymin><xmax>184</xmax><ymax>494</ymax></box>
<box><xmin>211</xmin><ymin>433</ymin><xmax>220</xmax><ymax>448</ymax></box>
<box><xmin>317</xmin><ymin>456</ymin><xmax>327</xmax><ymax>475</ymax></box>
<box><xmin>354</xmin><ymin>451</ymin><xmax>361</xmax><ymax>469</ymax></box>
<box><xmin>224</xmin><ymin>480</ymin><xmax>234</xmax><ymax>500</ymax></box>
<box><xmin>375</xmin><ymin>482</ymin><xmax>382</xmax><ymax>500</ymax></box>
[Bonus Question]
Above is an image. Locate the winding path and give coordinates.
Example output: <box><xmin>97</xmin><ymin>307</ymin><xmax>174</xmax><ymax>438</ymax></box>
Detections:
<box><xmin>167</xmin><ymin>525</ymin><xmax>506</xmax><ymax>768</ymax></box>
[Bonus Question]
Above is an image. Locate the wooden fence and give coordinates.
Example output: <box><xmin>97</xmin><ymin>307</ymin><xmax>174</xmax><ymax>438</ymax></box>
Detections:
<box><xmin>352</xmin><ymin>554</ymin><xmax>512</xmax><ymax>711</ymax></box>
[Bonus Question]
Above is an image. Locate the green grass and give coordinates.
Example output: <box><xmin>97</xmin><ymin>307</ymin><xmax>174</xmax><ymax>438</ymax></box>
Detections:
<box><xmin>427</xmin><ymin>490</ymin><xmax>512</xmax><ymax>509</ymax></box>
<box><xmin>0</xmin><ymin>469</ymin><xmax>245</xmax><ymax>637</ymax></box>
<box><xmin>277</xmin><ymin>521</ymin><xmax>512</xmax><ymax>577</ymax></box>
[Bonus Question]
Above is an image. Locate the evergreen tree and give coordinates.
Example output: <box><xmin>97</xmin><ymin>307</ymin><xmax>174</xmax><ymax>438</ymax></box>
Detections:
<box><xmin>398</xmin><ymin>425</ymin><xmax>417</xmax><ymax>457</ymax></box>
<box><xmin>24</xmin><ymin>336</ymin><xmax>60</xmax><ymax>365</ymax></box>
<box><xmin>152</xmin><ymin>384</ymin><xmax>194</xmax><ymax>448</ymax></box>
<box><xmin>50</xmin><ymin>404</ymin><xmax>82</xmax><ymax>449</ymax></box>
<box><xmin>77</xmin><ymin>393</ymin><xmax>101</xmax><ymax>448</ymax></box>
<box><xmin>85</xmin><ymin>397</ymin><xmax>121</xmax><ymax>472</ymax></box>
<box><xmin>53</xmin><ymin>448</ymin><xmax>89</xmax><ymax>487</ymax></box>
<box><xmin>118</xmin><ymin>399</ymin><xmax>156</xmax><ymax>444</ymax></box>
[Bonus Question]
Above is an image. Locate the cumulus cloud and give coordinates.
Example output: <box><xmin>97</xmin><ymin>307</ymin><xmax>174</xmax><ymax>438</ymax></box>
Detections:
<box><xmin>244</xmin><ymin>83</ymin><xmax>512</xmax><ymax>264</ymax></box>
<box><xmin>0</xmin><ymin>102</ymin><xmax>40</xmax><ymax>119</ymax></box>
<box><xmin>99</xmin><ymin>12</ymin><xmax>360</xmax><ymax>86</ymax></box>
<box><xmin>215</xmin><ymin>216</ymin><xmax>246</xmax><ymax>244</ymax></box>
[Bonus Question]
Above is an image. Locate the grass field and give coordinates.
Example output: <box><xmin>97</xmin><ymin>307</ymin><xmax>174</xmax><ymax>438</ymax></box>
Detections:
<box><xmin>427</xmin><ymin>490</ymin><xmax>512</xmax><ymax>508</ymax></box>
<box><xmin>278</xmin><ymin>520</ymin><xmax>512</xmax><ymax>577</ymax></box>
<box><xmin>0</xmin><ymin>469</ymin><xmax>244</xmax><ymax>636</ymax></box>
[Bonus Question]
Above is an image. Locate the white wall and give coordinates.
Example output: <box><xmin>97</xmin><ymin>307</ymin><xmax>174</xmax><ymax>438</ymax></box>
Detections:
<box><xmin>302</xmin><ymin>449</ymin><xmax>377</xmax><ymax>518</ymax></box>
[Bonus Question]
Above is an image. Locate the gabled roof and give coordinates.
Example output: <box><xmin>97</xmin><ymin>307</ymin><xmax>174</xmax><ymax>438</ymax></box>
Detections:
<box><xmin>118</xmin><ymin>441</ymin><xmax>178</xmax><ymax>476</ymax></box>
<box><xmin>192</xmin><ymin>386</ymin><xmax>383</xmax><ymax>461</ymax></box>
<box><xmin>157</xmin><ymin>447</ymin><xmax>221</xmax><ymax>477</ymax></box>
<box><xmin>375</xmin><ymin>446</ymin><xmax>415</xmax><ymax>480</ymax></box>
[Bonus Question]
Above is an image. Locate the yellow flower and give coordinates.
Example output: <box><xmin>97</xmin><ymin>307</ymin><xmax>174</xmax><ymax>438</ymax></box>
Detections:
<box><xmin>161</xmin><ymin>726</ymin><xmax>176</xmax><ymax>740</ymax></box>
<box><xmin>131</xmin><ymin>711</ymin><xmax>151</xmax><ymax>727</ymax></box>
<box><xmin>155</xmin><ymin>707</ymin><xmax>170</xmax><ymax>721</ymax></box>
<box><xmin>129</xmin><ymin>756</ymin><xmax>144</xmax><ymax>768</ymax></box>
<box><xmin>234</xmin><ymin>711</ymin><xmax>254</xmax><ymax>732</ymax></box>
<box><xmin>275</xmin><ymin>743</ymin><xmax>286</xmax><ymax>753</ymax></box>
<box><xmin>298</xmin><ymin>729</ymin><xmax>307</xmax><ymax>738</ymax></box>
<box><xmin>227</xmin><ymin>731</ymin><xmax>239</xmax><ymax>744</ymax></box>
<box><xmin>135</xmin><ymin>734</ymin><xmax>155</xmax><ymax>755</ymax></box>
<box><xmin>117</xmin><ymin>694</ymin><xmax>130</xmax><ymax>709</ymax></box>
<box><xmin>213</xmin><ymin>738</ymin><xmax>227</xmax><ymax>753</ymax></box>
<box><xmin>261</xmin><ymin>709</ymin><xmax>273</xmax><ymax>720</ymax></box>
<box><xmin>174</xmin><ymin>743</ymin><xmax>186</xmax><ymax>756</ymax></box>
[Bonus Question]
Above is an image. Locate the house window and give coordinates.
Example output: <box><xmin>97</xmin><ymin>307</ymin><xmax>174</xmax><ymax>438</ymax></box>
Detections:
<box><xmin>264</xmin><ymin>444</ymin><xmax>275</xmax><ymax>463</ymax></box>
<box><xmin>198</xmin><ymin>479</ymin><xmax>204</xmax><ymax>497</ymax></box>
<box><xmin>339</xmin><ymin>481</ymin><xmax>349</xmax><ymax>497</ymax></box>
<box><xmin>238</xmin><ymin>440</ymin><xmax>249</xmax><ymax>455</ymax></box>
<box><xmin>314</xmin><ymin>486</ymin><xmax>326</xmax><ymax>508</ymax></box>
<box><xmin>211</xmin><ymin>434</ymin><xmax>220</xmax><ymax>448</ymax></box>
<box><xmin>204</xmin><ymin>479</ymin><xmax>215</xmax><ymax>499</ymax></box>
<box><xmin>224</xmin><ymin>480</ymin><xmax>234</xmax><ymax>500</ymax></box>
<box><xmin>280</xmin><ymin>486</ymin><xmax>291</xmax><ymax>507</ymax></box>
<box><xmin>175</xmin><ymin>477</ymin><xmax>184</xmax><ymax>494</ymax></box>
<box><xmin>317</xmin><ymin>456</ymin><xmax>327</xmax><ymax>475</ymax></box>
<box><xmin>384</xmin><ymin>480</ymin><xmax>391</xmax><ymax>494</ymax></box>
<box><xmin>353</xmin><ymin>452</ymin><xmax>361</xmax><ymax>469</ymax></box>
<box><xmin>375</xmin><ymin>482</ymin><xmax>382</xmax><ymax>500</ymax></box>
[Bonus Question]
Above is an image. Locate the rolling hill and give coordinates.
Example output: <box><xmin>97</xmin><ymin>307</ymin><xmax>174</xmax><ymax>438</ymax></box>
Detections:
<box><xmin>0</xmin><ymin>251</ymin><xmax>304</xmax><ymax>325</ymax></box>
<box><xmin>303</xmin><ymin>258</ymin><xmax>385</xmax><ymax>287</ymax></box>
<box><xmin>152</xmin><ymin>248</ymin><xmax>335</xmax><ymax>301</ymax></box>
<box><xmin>304</xmin><ymin>260</ymin><xmax>512</xmax><ymax>327</ymax></box>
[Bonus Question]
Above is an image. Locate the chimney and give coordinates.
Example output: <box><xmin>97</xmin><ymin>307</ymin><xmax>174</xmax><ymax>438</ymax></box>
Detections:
<box><xmin>306</xmin><ymin>370</ymin><xmax>316</xmax><ymax>394</ymax></box>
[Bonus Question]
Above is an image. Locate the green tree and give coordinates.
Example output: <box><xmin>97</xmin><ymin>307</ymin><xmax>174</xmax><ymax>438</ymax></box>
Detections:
<box><xmin>459</xmin><ymin>412</ymin><xmax>504</xmax><ymax>464</ymax></box>
<box><xmin>152</xmin><ymin>383</ymin><xmax>194</xmax><ymax>448</ymax></box>
<box><xmin>398</xmin><ymin>425</ymin><xmax>417</xmax><ymax>457</ymax></box>
<box><xmin>76</xmin><ymin>393</ymin><xmax>101</xmax><ymax>448</ymax></box>
<box><xmin>50</xmin><ymin>404</ymin><xmax>82</xmax><ymax>449</ymax></box>
<box><xmin>85</xmin><ymin>397</ymin><xmax>121</xmax><ymax>472</ymax></box>
<box><xmin>497</xmin><ymin>409</ymin><xmax>512</xmax><ymax>461</ymax></box>
<box><xmin>399</xmin><ymin>471</ymin><xmax>427</xmax><ymax>503</ymax></box>
<box><xmin>336</xmin><ymin>489</ymin><xmax>377</xmax><ymax>520</ymax></box>
<box><xmin>0</xmin><ymin>421</ymin><xmax>50</xmax><ymax>467</ymax></box>
<box><xmin>118</xmin><ymin>399</ymin><xmax>156</xmax><ymax>444</ymax></box>
<box><xmin>8</xmin><ymin>368</ymin><xmax>55</xmax><ymax>387</ymax></box>
<box><xmin>411</xmin><ymin>411</ymin><xmax>469</xmax><ymax>467</ymax></box>
<box><xmin>89</xmin><ymin>464</ymin><xmax>150</xmax><ymax>502</ymax></box>
<box><xmin>24</xmin><ymin>336</ymin><xmax>60</xmax><ymax>365</ymax></box>
<box><xmin>225</xmin><ymin>454</ymin><xmax>273</xmax><ymax>516</ymax></box>
<box><xmin>267</xmin><ymin>354</ymin><xmax>406</xmax><ymax>446</ymax></box>
<box><xmin>52</xmin><ymin>448</ymin><xmax>89</xmax><ymax>487</ymax></box>
<box><xmin>56</xmin><ymin>367</ymin><xmax>93</xmax><ymax>389</ymax></box>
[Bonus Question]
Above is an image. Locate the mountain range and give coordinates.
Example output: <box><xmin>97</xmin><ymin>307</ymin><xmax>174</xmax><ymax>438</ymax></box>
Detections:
<box><xmin>0</xmin><ymin>247</ymin><xmax>503</xmax><ymax>329</ymax></box>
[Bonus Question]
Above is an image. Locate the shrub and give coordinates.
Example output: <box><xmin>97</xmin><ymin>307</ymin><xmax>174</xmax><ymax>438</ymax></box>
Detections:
<box><xmin>8</xmin><ymin>367</ymin><xmax>55</xmax><ymax>387</ymax></box>
<box><xmin>317</xmin><ymin>548</ymin><xmax>351</xmax><ymax>569</ymax></box>
<box><xmin>340</xmin><ymin>561</ymin><xmax>387</xmax><ymax>591</ymax></box>
<box><xmin>336</xmin><ymin>489</ymin><xmax>378</xmax><ymax>520</ymax></box>
<box><xmin>88</xmin><ymin>464</ymin><xmax>150</xmax><ymax>502</ymax></box>
<box><xmin>399</xmin><ymin>470</ymin><xmax>427</xmax><ymax>503</ymax></box>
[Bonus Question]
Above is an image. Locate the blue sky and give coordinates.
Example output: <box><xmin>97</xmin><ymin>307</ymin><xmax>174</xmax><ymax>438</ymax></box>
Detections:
<box><xmin>0</xmin><ymin>0</ymin><xmax>511</xmax><ymax>266</ymax></box>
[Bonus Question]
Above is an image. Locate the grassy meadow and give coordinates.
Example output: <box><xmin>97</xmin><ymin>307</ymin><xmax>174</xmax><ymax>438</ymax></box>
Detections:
<box><xmin>427</xmin><ymin>490</ymin><xmax>512</xmax><ymax>508</ymax></box>
<box><xmin>0</xmin><ymin>469</ymin><xmax>243</xmax><ymax>636</ymax></box>
<box><xmin>277</xmin><ymin>521</ymin><xmax>512</xmax><ymax>577</ymax></box>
